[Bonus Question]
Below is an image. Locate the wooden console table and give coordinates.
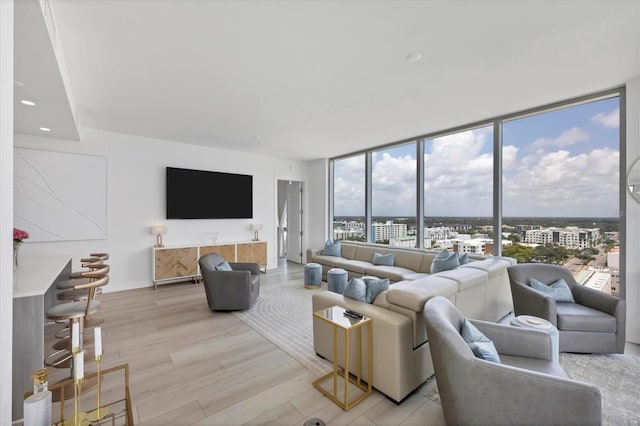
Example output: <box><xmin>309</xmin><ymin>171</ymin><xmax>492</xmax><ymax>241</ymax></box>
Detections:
<box><xmin>12</xmin><ymin>254</ymin><xmax>71</xmax><ymax>421</ymax></box>
<box><xmin>152</xmin><ymin>241</ymin><xmax>267</xmax><ymax>288</ymax></box>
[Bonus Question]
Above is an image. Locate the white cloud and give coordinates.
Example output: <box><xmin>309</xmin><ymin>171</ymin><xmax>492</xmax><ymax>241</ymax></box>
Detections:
<box><xmin>503</xmin><ymin>147</ymin><xmax>619</xmax><ymax>217</ymax></box>
<box><xmin>531</xmin><ymin>127</ymin><xmax>589</xmax><ymax>150</ymax></box>
<box><xmin>591</xmin><ymin>108</ymin><xmax>619</xmax><ymax>128</ymax></box>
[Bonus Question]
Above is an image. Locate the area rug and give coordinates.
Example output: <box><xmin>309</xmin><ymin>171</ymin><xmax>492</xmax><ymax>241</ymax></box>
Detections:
<box><xmin>233</xmin><ymin>278</ymin><xmax>639</xmax><ymax>425</ymax></box>
<box><xmin>559</xmin><ymin>352</ymin><xmax>640</xmax><ymax>426</ymax></box>
<box><xmin>232</xmin><ymin>277</ymin><xmax>332</xmax><ymax>377</ymax></box>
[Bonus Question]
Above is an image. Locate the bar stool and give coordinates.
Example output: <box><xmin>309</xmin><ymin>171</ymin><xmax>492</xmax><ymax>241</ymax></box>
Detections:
<box><xmin>45</xmin><ymin>274</ymin><xmax>108</xmax><ymax>366</ymax></box>
<box><xmin>47</xmin><ymin>268</ymin><xmax>109</xmax><ymax>366</ymax></box>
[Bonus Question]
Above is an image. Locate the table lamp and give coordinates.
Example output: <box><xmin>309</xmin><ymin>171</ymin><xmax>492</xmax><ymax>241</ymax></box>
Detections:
<box><xmin>250</xmin><ymin>223</ymin><xmax>263</xmax><ymax>241</ymax></box>
<box><xmin>149</xmin><ymin>226</ymin><xmax>167</xmax><ymax>247</ymax></box>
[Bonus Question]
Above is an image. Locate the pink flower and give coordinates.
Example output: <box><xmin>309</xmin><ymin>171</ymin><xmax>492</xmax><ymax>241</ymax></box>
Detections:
<box><xmin>13</xmin><ymin>228</ymin><xmax>29</xmax><ymax>242</ymax></box>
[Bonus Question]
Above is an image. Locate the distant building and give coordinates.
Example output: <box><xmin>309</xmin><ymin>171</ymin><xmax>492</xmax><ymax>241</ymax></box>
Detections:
<box><xmin>372</xmin><ymin>221</ymin><xmax>407</xmax><ymax>242</ymax></box>
<box><xmin>607</xmin><ymin>247</ymin><xmax>620</xmax><ymax>269</ymax></box>
<box><xmin>522</xmin><ymin>226</ymin><xmax>600</xmax><ymax>249</ymax></box>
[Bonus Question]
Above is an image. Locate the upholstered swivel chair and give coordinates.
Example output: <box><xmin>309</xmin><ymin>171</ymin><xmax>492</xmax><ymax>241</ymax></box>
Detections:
<box><xmin>423</xmin><ymin>296</ymin><xmax>601</xmax><ymax>426</ymax></box>
<box><xmin>198</xmin><ymin>253</ymin><xmax>260</xmax><ymax>311</ymax></box>
<box><xmin>508</xmin><ymin>263</ymin><xmax>625</xmax><ymax>353</ymax></box>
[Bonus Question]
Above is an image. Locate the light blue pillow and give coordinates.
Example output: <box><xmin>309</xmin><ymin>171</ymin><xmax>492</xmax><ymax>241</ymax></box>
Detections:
<box><xmin>322</xmin><ymin>239</ymin><xmax>341</xmax><ymax>257</ymax></box>
<box><xmin>215</xmin><ymin>261</ymin><xmax>233</xmax><ymax>271</ymax></box>
<box><xmin>529</xmin><ymin>278</ymin><xmax>575</xmax><ymax>303</ymax></box>
<box><xmin>458</xmin><ymin>252</ymin><xmax>469</xmax><ymax>265</ymax></box>
<box><xmin>460</xmin><ymin>319</ymin><xmax>501</xmax><ymax>363</ymax></box>
<box><xmin>430</xmin><ymin>249</ymin><xmax>460</xmax><ymax>273</ymax></box>
<box><xmin>343</xmin><ymin>278</ymin><xmax>367</xmax><ymax>302</ymax></box>
<box><xmin>372</xmin><ymin>252</ymin><xmax>395</xmax><ymax>266</ymax></box>
<box><xmin>362</xmin><ymin>276</ymin><xmax>390</xmax><ymax>303</ymax></box>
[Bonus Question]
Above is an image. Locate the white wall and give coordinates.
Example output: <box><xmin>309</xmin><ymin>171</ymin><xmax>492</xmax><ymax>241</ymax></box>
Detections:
<box><xmin>304</xmin><ymin>159</ymin><xmax>329</xmax><ymax>259</ymax></box>
<box><xmin>14</xmin><ymin>129</ymin><xmax>309</xmax><ymax>292</ymax></box>
<box><xmin>625</xmin><ymin>77</ymin><xmax>639</xmax><ymax>343</ymax></box>
<box><xmin>0</xmin><ymin>1</ymin><xmax>14</xmax><ymax>423</ymax></box>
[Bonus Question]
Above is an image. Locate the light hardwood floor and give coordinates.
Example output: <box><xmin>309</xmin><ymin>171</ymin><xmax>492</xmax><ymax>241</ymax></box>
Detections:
<box><xmin>44</xmin><ymin>261</ymin><xmax>445</xmax><ymax>426</ymax></box>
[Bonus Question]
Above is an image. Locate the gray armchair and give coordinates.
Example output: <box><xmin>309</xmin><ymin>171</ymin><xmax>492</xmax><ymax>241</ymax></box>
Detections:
<box><xmin>198</xmin><ymin>253</ymin><xmax>260</xmax><ymax>311</ymax></box>
<box><xmin>508</xmin><ymin>263</ymin><xmax>625</xmax><ymax>353</ymax></box>
<box><xmin>423</xmin><ymin>296</ymin><xmax>601</xmax><ymax>426</ymax></box>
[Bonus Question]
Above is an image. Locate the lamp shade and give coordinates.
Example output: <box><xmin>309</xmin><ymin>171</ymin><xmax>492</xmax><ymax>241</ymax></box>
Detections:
<box><xmin>250</xmin><ymin>223</ymin><xmax>263</xmax><ymax>232</ymax></box>
<box><xmin>149</xmin><ymin>225</ymin><xmax>167</xmax><ymax>236</ymax></box>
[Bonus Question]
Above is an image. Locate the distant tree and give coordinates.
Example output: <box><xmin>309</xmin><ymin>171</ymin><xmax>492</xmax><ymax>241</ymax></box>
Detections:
<box><xmin>502</xmin><ymin>244</ymin><xmax>536</xmax><ymax>264</ymax></box>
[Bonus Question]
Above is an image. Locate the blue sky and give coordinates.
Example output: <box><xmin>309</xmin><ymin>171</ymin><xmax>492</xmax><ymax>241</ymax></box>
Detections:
<box><xmin>334</xmin><ymin>96</ymin><xmax>620</xmax><ymax>218</ymax></box>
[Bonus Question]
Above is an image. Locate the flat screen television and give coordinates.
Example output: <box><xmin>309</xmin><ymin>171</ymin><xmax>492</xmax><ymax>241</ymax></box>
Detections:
<box><xmin>166</xmin><ymin>167</ymin><xmax>253</xmax><ymax>219</ymax></box>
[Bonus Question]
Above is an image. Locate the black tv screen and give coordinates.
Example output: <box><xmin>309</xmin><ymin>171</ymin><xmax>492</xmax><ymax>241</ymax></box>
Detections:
<box><xmin>166</xmin><ymin>167</ymin><xmax>253</xmax><ymax>219</ymax></box>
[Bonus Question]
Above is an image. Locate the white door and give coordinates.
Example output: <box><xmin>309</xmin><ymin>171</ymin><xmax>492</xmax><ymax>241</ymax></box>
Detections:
<box><xmin>286</xmin><ymin>181</ymin><xmax>303</xmax><ymax>263</ymax></box>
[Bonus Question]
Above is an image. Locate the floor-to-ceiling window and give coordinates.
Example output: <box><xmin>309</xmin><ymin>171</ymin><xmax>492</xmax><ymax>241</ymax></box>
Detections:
<box><xmin>332</xmin><ymin>154</ymin><xmax>366</xmax><ymax>241</ymax></box>
<box><xmin>423</xmin><ymin>125</ymin><xmax>494</xmax><ymax>253</ymax></box>
<box><xmin>502</xmin><ymin>95</ymin><xmax>621</xmax><ymax>295</ymax></box>
<box><xmin>371</xmin><ymin>143</ymin><xmax>417</xmax><ymax>246</ymax></box>
<box><xmin>329</xmin><ymin>89</ymin><xmax>622</xmax><ymax>295</ymax></box>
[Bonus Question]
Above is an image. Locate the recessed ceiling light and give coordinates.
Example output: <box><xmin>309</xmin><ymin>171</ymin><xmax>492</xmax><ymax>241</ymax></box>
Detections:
<box><xmin>39</xmin><ymin>127</ymin><xmax>51</xmax><ymax>132</ymax></box>
<box><xmin>406</xmin><ymin>52</ymin><xmax>422</xmax><ymax>63</ymax></box>
<box><xmin>14</xmin><ymin>80</ymin><xmax>24</xmax><ymax>86</ymax></box>
<box><xmin>254</xmin><ymin>135</ymin><xmax>262</xmax><ymax>140</ymax></box>
<box><xmin>20</xmin><ymin>99</ymin><xmax>36</xmax><ymax>106</ymax></box>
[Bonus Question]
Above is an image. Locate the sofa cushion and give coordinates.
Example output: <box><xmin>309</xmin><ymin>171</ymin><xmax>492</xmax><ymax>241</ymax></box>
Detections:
<box><xmin>335</xmin><ymin>259</ymin><xmax>372</xmax><ymax>274</ymax></box>
<box><xmin>373</xmin><ymin>252</ymin><xmax>395</xmax><ymax>266</ymax></box>
<box><xmin>556</xmin><ymin>303</ymin><xmax>616</xmax><ymax>332</ymax></box>
<box><xmin>393</xmin><ymin>250</ymin><xmax>426</xmax><ymax>272</ymax></box>
<box><xmin>363</xmin><ymin>265</ymin><xmax>420</xmax><ymax>282</ymax></box>
<box><xmin>529</xmin><ymin>277</ymin><xmax>575</xmax><ymax>303</ymax></box>
<box><xmin>353</xmin><ymin>245</ymin><xmax>378</xmax><ymax>262</ymax></box>
<box><xmin>322</xmin><ymin>239</ymin><xmax>341</xmax><ymax>256</ymax></box>
<box><xmin>459</xmin><ymin>257</ymin><xmax>512</xmax><ymax>277</ymax></box>
<box><xmin>430</xmin><ymin>250</ymin><xmax>460</xmax><ymax>273</ymax></box>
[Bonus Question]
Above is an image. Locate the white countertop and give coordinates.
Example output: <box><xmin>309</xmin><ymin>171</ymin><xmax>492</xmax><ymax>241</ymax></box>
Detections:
<box><xmin>13</xmin><ymin>254</ymin><xmax>71</xmax><ymax>298</ymax></box>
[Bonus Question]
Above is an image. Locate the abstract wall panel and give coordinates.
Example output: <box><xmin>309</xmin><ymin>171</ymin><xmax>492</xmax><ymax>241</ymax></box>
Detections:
<box><xmin>14</xmin><ymin>148</ymin><xmax>108</xmax><ymax>241</ymax></box>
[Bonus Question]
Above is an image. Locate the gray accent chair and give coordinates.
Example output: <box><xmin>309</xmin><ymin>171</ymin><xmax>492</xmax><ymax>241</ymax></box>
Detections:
<box><xmin>423</xmin><ymin>296</ymin><xmax>601</xmax><ymax>426</ymax></box>
<box><xmin>508</xmin><ymin>263</ymin><xmax>625</xmax><ymax>353</ymax></box>
<box><xmin>198</xmin><ymin>253</ymin><xmax>260</xmax><ymax>311</ymax></box>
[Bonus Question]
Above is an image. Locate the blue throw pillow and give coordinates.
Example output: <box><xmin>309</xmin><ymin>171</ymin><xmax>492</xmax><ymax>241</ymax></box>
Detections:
<box><xmin>372</xmin><ymin>252</ymin><xmax>395</xmax><ymax>266</ymax></box>
<box><xmin>458</xmin><ymin>252</ymin><xmax>469</xmax><ymax>265</ymax></box>
<box><xmin>529</xmin><ymin>278</ymin><xmax>575</xmax><ymax>303</ymax></box>
<box><xmin>215</xmin><ymin>261</ymin><xmax>233</xmax><ymax>271</ymax></box>
<box><xmin>343</xmin><ymin>278</ymin><xmax>367</xmax><ymax>302</ymax></box>
<box><xmin>460</xmin><ymin>319</ymin><xmax>501</xmax><ymax>363</ymax></box>
<box><xmin>430</xmin><ymin>249</ymin><xmax>460</xmax><ymax>273</ymax></box>
<box><xmin>322</xmin><ymin>239</ymin><xmax>341</xmax><ymax>257</ymax></box>
<box><xmin>362</xmin><ymin>276</ymin><xmax>390</xmax><ymax>303</ymax></box>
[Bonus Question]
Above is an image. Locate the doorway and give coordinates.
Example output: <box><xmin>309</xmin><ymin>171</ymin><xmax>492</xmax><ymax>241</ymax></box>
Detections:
<box><xmin>277</xmin><ymin>179</ymin><xmax>303</xmax><ymax>264</ymax></box>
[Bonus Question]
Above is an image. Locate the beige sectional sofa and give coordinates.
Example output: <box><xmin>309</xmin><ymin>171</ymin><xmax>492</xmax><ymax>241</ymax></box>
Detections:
<box><xmin>307</xmin><ymin>241</ymin><xmax>516</xmax><ymax>403</ymax></box>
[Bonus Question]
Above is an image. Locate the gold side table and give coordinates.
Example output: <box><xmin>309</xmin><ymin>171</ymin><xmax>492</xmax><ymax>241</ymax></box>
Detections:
<box><xmin>312</xmin><ymin>305</ymin><xmax>372</xmax><ymax>411</ymax></box>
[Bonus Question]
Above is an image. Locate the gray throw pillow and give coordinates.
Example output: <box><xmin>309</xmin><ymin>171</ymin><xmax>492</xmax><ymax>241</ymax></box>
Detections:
<box><xmin>529</xmin><ymin>277</ymin><xmax>575</xmax><ymax>303</ymax></box>
<box><xmin>458</xmin><ymin>252</ymin><xmax>469</xmax><ymax>264</ymax></box>
<box><xmin>343</xmin><ymin>276</ymin><xmax>389</xmax><ymax>304</ymax></box>
<box><xmin>321</xmin><ymin>239</ymin><xmax>341</xmax><ymax>257</ymax></box>
<box><xmin>460</xmin><ymin>319</ymin><xmax>501</xmax><ymax>363</ymax></box>
<box><xmin>430</xmin><ymin>249</ymin><xmax>460</xmax><ymax>273</ymax></box>
<box><xmin>343</xmin><ymin>278</ymin><xmax>367</xmax><ymax>302</ymax></box>
<box><xmin>215</xmin><ymin>261</ymin><xmax>233</xmax><ymax>271</ymax></box>
<box><xmin>362</xmin><ymin>276</ymin><xmax>390</xmax><ymax>303</ymax></box>
<box><xmin>372</xmin><ymin>252</ymin><xmax>395</xmax><ymax>266</ymax></box>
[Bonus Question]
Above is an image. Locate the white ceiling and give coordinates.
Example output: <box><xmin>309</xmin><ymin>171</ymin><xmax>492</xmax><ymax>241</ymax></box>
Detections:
<box><xmin>14</xmin><ymin>0</ymin><xmax>640</xmax><ymax>160</ymax></box>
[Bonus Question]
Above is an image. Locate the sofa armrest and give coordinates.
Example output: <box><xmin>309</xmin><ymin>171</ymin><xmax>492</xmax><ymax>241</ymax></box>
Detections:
<box><xmin>456</xmin><ymin>360</ymin><xmax>601</xmax><ymax>425</ymax></box>
<box><xmin>571</xmin><ymin>283</ymin><xmax>623</xmax><ymax>316</ymax></box>
<box><xmin>230</xmin><ymin>262</ymin><xmax>260</xmax><ymax>274</ymax></box>
<box><xmin>510</xmin><ymin>281</ymin><xmax>557</xmax><ymax>325</ymax></box>
<box><xmin>386</xmin><ymin>276</ymin><xmax>458</xmax><ymax>312</ymax></box>
<box><xmin>470</xmin><ymin>319</ymin><xmax>553</xmax><ymax>360</ymax></box>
